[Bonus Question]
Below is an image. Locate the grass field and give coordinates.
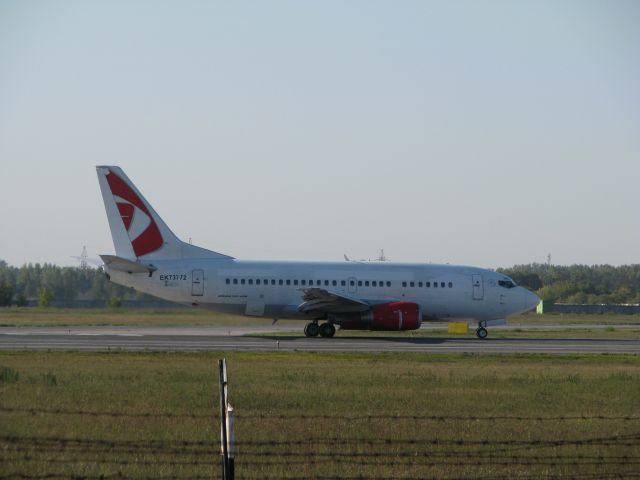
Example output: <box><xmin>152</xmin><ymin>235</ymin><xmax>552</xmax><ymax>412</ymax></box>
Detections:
<box><xmin>3</xmin><ymin>307</ymin><xmax>640</xmax><ymax>342</ymax></box>
<box><xmin>3</xmin><ymin>308</ymin><xmax>640</xmax><ymax>341</ymax></box>
<box><xmin>254</xmin><ymin>326</ymin><xmax>640</xmax><ymax>340</ymax></box>
<box><xmin>0</xmin><ymin>307</ymin><xmax>278</xmax><ymax>327</ymax></box>
<box><xmin>1</xmin><ymin>351</ymin><xmax>639</xmax><ymax>479</ymax></box>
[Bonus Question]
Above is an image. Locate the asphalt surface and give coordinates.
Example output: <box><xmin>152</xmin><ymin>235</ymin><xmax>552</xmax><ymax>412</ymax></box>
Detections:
<box><xmin>1</xmin><ymin>326</ymin><xmax>639</xmax><ymax>354</ymax></box>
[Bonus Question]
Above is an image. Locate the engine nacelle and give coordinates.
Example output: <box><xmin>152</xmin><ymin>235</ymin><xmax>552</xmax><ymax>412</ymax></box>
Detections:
<box><xmin>334</xmin><ymin>301</ymin><xmax>421</xmax><ymax>331</ymax></box>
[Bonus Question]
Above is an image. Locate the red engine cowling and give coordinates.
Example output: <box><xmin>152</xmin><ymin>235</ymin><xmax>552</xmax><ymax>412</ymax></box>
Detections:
<box><xmin>335</xmin><ymin>301</ymin><xmax>421</xmax><ymax>331</ymax></box>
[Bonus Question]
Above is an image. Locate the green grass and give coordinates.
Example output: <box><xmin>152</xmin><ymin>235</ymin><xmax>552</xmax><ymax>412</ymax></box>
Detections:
<box><xmin>1</xmin><ymin>351</ymin><xmax>639</xmax><ymax>479</ymax></box>
<box><xmin>250</xmin><ymin>326</ymin><xmax>640</xmax><ymax>340</ymax></box>
<box><xmin>4</xmin><ymin>308</ymin><xmax>640</xmax><ymax>343</ymax></box>
<box><xmin>3</xmin><ymin>308</ymin><xmax>640</xmax><ymax>332</ymax></box>
<box><xmin>0</xmin><ymin>307</ymin><xmax>276</xmax><ymax>327</ymax></box>
<box><xmin>512</xmin><ymin>312</ymin><xmax>640</xmax><ymax>326</ymax></box>
<box><xmin>455</xmin><ymin>327</ymin><xmax>640</xmax><ymax>339</ymax></box>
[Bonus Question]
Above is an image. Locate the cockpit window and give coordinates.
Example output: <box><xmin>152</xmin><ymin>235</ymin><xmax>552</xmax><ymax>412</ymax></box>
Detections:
<box><xmin>498</xmin><ymin>279</ymin><xmax>516</xmax><ymax>289</ymax></box>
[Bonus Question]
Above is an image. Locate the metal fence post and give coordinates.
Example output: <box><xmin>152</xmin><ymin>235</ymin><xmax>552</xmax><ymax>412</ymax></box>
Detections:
<box><xmin>227</xmin><ymin>405</ymin><xmax>235</xmax><ymax>479</ymax></box>
<box><xmin>218</xmin><ymin>359</ymin><xmax>230</xmax><ymax>480</ymax></box>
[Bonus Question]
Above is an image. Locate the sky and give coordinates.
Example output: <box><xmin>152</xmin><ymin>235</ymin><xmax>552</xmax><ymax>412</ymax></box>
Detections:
<box><xmin>1</xmin><ymin>0</ymin><xmax>639</xmax><ymax>269</ymax></box>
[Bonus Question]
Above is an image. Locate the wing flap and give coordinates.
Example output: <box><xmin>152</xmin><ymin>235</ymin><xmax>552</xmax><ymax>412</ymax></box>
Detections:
<box><xmin>298</xmin><ymin>288</ymin><xmax>370</xmax><ymax>314</ymax></box>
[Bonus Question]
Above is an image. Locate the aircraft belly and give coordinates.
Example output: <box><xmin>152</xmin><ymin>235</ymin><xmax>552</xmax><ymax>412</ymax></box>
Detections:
<box><xmin>199</xmin><ymin>303</ymin><xmax>246</xmax><ymax>315</ymax></box>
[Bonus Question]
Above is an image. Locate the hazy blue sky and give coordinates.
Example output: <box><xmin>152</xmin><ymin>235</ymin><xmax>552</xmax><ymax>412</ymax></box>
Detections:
<box><xmin>1</xmin><ymin>0</ymin><xmax>639</xmax><ymax>268</ymax></box>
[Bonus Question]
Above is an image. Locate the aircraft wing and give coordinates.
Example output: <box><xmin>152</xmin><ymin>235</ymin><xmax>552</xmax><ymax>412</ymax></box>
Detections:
<box><xmin>298</xmin><ymin>288</ymin><xmax>371</xmax><ymax>314</ymax></box>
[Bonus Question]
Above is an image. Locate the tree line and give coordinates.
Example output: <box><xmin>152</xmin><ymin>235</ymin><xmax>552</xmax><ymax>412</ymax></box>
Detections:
<box><xmin>498</xmin><ymin>263</ymin><xmax>640</xmax><ymax>304</ymax></box>
<box><xmin>0</xmin><ymin>260</ymin><xmax>141</xmax><ymax>307</ymax></box>
<box><xmin>0</xmin><ymin>260</ymin><xmax>639</xmax><ymax>307</ymax></box>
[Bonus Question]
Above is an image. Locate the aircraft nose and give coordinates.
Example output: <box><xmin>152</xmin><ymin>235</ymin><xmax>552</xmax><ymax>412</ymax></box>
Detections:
<box><xmin>522</xmin><ymin>289</ymin><xmax>540</xmax><ymax>312</ymax></box>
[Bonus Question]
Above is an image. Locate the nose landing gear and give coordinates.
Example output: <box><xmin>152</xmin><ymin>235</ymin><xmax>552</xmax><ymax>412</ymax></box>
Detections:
<box><xmin>304</xmin><ymin>321</ymin><xmax>336</xmax><ymax>338</ymax></box>
<box><xmin>475</xmin><ymin>326</ymin><xmax>488</xmax><ymax>339</ymax></box>
<box><xmin>475</xmin><ymin>320</ymin><xmax>490</xmax><ymax>339</ymax></box>
<box><xmin>474</xmin><ymin>319</ymin><xmax>505</xmax><ymax>339</ymax></box>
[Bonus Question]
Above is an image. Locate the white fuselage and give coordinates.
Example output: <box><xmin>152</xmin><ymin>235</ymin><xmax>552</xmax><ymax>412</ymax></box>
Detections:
<box><xmin>106</xmin><ymin>259</ymin><xmax>539</xmax><ymax>322</ymax></box>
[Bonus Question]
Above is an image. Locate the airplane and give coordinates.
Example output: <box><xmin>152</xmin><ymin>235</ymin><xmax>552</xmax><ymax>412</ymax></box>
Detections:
<box><xmin>97</xmin><ymin>166</ymin><xmax>540</xmax><ymax>339</ymax></box>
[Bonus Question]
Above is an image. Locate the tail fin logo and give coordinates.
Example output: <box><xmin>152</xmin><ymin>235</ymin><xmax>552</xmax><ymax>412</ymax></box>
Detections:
<box><xmin>105</xmin><ymin>170</ymin><xmax>164</xmax><ymax>257</ymax></box>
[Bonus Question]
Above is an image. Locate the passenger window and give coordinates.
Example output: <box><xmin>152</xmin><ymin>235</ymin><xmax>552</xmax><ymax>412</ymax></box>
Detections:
<box><xmin>433</xmin><ymin>282</ymin><xmax>438</xmax><ymax>288</ymax></box>
<box><xmin>271</xmin><ymin>279</ymin><xmax>276</xmax><ymax>285</ymax></box>
<box><xmin>365</xmin><ymin>281</ymin><xmax>370</xmax><ymax>287</ymax></box>
<box><xmin>286</xmin><ymin>280</ymin><xmax>291</xmax><ymax>285</ymax></box>
<box><xmin>341</xmin><ymin>280</ymin><xmax>346</xmax><ymax>286</ymax></box>
<box><xmin>301</xmin><ymin>280</ymin><xmax>306</xmax><ymax>286</ymax></box>
<box><xmin>426</xmin><ymin>282</ymin><xmax>430</xmax><ymax>287</ymax></box>
<box><xmin>358</xmin><ymin>281</ymin><xmax>363</xmax><ymax>287</ymax></box>
<box><xmin>441</xmin><ymin>282</ymin><xmax>445</xmax><ymax>288</ymax></box>
<box><xmin>402</xmin><ymin>282</ymin><xmax>407</xmax><ymax>287</ymax></box>
<box><xmin>418</xmin><ymin>282</ymin><xmax>422</xmax><ymax>287</ymax></box>
<box><xmin>233</xmin><ymin>279</ymin><xmax>238</xmax><ymax>285</ymax></box>
<box><xmin>241</xmin><ymin>279</ymin><xmax>245</xmax><ymax>285</ymax></box>
<box><xmin>226</xmin><ymin>278</ymin><xmax>230</xmax><ymax>285</ymax></box>
<box><xmin>249</xmin><ymin>279</ymin><xmax>254</xmax><ymax>285</ymax></box>
<box><xmin>351</xmin><ymin>280</ymin><xmax>355</xmax><ymax>286</ymax></box>
<box><xmin>332</xmin><ymin>280</ymin><xmax>337</xmax><ymax>286</ymax></box>
<box><xmin>278</xmin><ymin>279</ymin><xmax>283</xmax><ymax>285</ymax></box>
<box><xmin>410</xmin><ymin>282</ymin><xmax>415</xmax><ymax>287</ymax></box>
<box><xmin>386</xmin><ymin>281</ymin><xmax>391</xmax><ymax>287</ymax></box>
<box><xmin>256</xmin><ymin>279</ymin><xmax>261</xmax><ymax>285</ymax></box>
<box><xmin>372</xmin><ymin>281</ymin><xmax>377</xmax><ymax>287</ymax></box>
<box><xmin>448</xmin><ymin>282</ymin><xmax>453</xmax><ymax>288</ymax></box>
<box><xmin>294</xmin><ymin>280</ymin><xmax>298</xmax><ymax>285</ymax></box>
<box><xmin>264</xmin><ymin>279</ymin><xmax>268</xmax><ymax>285</ymax></box>
<box><xmin>324</xmin><ymin>280</ymin><xmax>329</xmax><ymax>286</ymax></box>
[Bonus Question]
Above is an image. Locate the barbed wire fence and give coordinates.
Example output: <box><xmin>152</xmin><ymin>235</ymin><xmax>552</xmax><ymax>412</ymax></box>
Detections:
<box><xmin>3</xmin><ymin>414</ymin><xmax>639</xmax><ymax>479</ymax></box>
<box><xmin>2</xmin><ymin>360</ymin><xmax>640</xmax><ymax>480</ymax></box>
<box><xmin>3</xmin><ymin>406</ymin><xmax>640</xmax><ymax>422</ymax></box>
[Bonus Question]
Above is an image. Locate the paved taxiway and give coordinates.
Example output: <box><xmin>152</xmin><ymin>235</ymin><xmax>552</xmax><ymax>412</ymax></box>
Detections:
<box><xmin>1</xmin><ymin>326</ymin><xmax>639</xmax><ymax>354</ymax></box>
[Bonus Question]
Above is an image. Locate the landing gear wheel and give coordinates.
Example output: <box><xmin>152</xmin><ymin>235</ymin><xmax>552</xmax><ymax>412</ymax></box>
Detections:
<box><xmin>304</xmin><ymin>322</ymin><xmax>319</xmax><ymax>338</ymax></box>
<box><xmin>319</xmin><ymin>323</ymin><xmax>336</xmax><ymax>338</ymax></box>
<box><xmin>476</xmin><ymin>327</ymin><xmax>488</xmax><ymax>339</ymax></box>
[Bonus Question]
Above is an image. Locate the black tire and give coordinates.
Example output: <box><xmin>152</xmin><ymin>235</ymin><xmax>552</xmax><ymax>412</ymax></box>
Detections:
<box><xmin>476</xmin><ymin>327</ymin><xmax>488</xmax><ymax>339</ymax></box>
<box><xmin>319</xmin><ymin>323</ymin><xmax>336</xmax><ymax>338</ymax></box>
<box><xmin>304</xmin><ymin>322</ymin><xmax>319</xmax><ymax>337</ymax></box>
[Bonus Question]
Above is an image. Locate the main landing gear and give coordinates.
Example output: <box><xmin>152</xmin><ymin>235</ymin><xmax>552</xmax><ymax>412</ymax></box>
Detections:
<box><xmin>303</xmin><ymin>322</ymin><xmax>319</xmax><ymax>337</ymax></box>
<box><xmin>304</xmin><ymin>321</ymin><xmax>336</xmax><ymax>338</ymax></box>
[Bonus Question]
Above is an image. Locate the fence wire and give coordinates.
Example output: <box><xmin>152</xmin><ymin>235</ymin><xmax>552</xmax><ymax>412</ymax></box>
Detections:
<box><xmin>3</xmin><ymin>406</ymin><xmax>640</xmax><ymax>422</ymax></box>
<box><xmin>2</xmin><ymin>408</ymin><xmax>639</xmax><ymax>480</ymax></box>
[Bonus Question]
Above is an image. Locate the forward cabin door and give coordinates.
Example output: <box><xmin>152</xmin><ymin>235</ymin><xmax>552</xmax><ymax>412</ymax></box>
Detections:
<box><xmin>472</xmin><ymin>274</ymin><xmax>484</xmax><ymax>300</ymax></box>
<box><xmin>191</xmin><ymin>269</ymin><xmax>204</xmax><ymax>296</ymax></box>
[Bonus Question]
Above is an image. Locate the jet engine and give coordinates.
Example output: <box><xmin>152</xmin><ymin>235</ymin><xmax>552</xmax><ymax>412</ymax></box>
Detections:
<box><xmin>334</xmin><ymin>301</ymin><xmax>421</xmax><ymax>331</ymax></box>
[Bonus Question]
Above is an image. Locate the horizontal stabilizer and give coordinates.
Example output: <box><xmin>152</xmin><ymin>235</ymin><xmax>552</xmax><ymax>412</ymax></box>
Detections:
<box><xmin>100</xmin><ymin>255</ymin><xmax>158</xmax><ymax>274</ymax></box>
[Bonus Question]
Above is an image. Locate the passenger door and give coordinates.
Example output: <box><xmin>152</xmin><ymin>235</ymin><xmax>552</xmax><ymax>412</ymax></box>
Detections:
<box><xmin>191</xmin><ymin>269</ymin><xmax>204</xmax><ymax>296</ymax></box>
<box><xmin>472</xmin><ymin>274</ymin><xmax>483</xmax><ymax>300</ymax></box>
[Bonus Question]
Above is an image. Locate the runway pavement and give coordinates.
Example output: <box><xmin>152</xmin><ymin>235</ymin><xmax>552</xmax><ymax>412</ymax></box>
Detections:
<box><xmin>1</xmin><ymin>326</ymin><xmax>639</xmax><ymax>354</ymax></box>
